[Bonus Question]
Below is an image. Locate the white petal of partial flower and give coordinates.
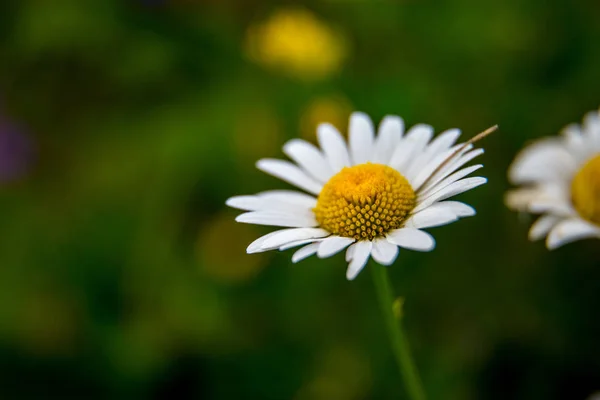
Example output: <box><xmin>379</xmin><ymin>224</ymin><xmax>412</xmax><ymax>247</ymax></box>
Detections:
<box><xmin>292</xmin><ymin>242</ymin><xmax>321</xmax><ymax>263</ymax></box>
<box><xmin>257</xmin><ymin>159</ymin><xmax>323</xmax><ymax>195</ymax></box>
<box><xmin>504</xmin><ymin>184</ymin><xmax>566</xmax><ymax>212</ymax></box>
<box><xmin>373</xmin><ymin>116</ymin><xmax>404</xmax><ymax>164</ymax></box>
<box><xmin>349</xmin><ymin>112</ymin><xmax>375</xmax><ymax>165</ymax></box>
<box><xmin>406</xmin><ymin>128</ymin><xmax>461</xmax><ymax>181</ymax></box>
<box><xmin>583</xmin><ymin>110</ymin><xmax>600</xmax><ymax>149</ymax></box>
<box><xmin>387</xmin><ymin>228</ymin><xmax>436</xmax><ymax>251</ymax></box>
<box><xmin>505</xmin><ymin>188</ymin><xmax>539</xmax><ymax>211</ymax></box>
<box><xmin>404</xmin><ymin>206</ymin><xmax>457</xmax><ymax>229</ymax></box>
<box><xmin>528</xmin><ymin>214</ymin><xmax>561</xmax><ymax>241</ymax></box>
<box><xmin>317</xmin><ymin>236</ymin><xmax>355</xmax><ymax>258</ymax></box>
<box><xmin>317</xmin><ymin>123</ymin><xmax>351</xmax><ymax>173</ymax></box>
<box><xmin>261</xmin><ymin>228</ymin><xmax>330</xmax><ymax>250</ymax></box>
<box><xmin>236</xmin><ymin>211</ymin><xmax>317</xmax><ymax>227</ymax></box>
<box><xmin>371</xmin><ymin>239</ymin><xmax>399</xmax><ymax>265</ymax></box>
<box><xmin>508</xmin><ymin>138</ymin><xmax>577</xmax><ymax>184</ymax></box>
<box><xmin>419</xmin><ymin>147</ymin><xmax>482</xmax><ymax>194</ymax></box>
<box><xmin>414</xmin><ymin>177</ymin><xmax>487</xmax><ymax>214</ymax></box>
<box><xmin>283</xmin><ymin>139</ymin><xmax>334</xmax><ymax>183</ymax></box>
<box><xmin>389</xmin><ymin>124</ymin><xmax>434</xmax><ymax>174</ymax></box>
<box><xmin>562</xmin><ymin>124</ymin><xmax>589</xmax><ymax>161</ymax></box>
<box><xmin>346</xmin><ymin>241</ymin><xmax>372</xmax><ymax>280</ymax></box>
<box><xmin>418</xmin><ymin>164</ymin><xmax>483</xmax><ymax>200</ymax></box>
<box><xmin>247</xmin><ymin>229</ymin><xmax>297</xmax><ymax>253</ymax></box>
<box><xmin>546</xmin><ymin>218</ymin><xmax>600</xmax><ymax>249</ymax></box>
<box><xmin>528</xmin><ymin>197</ymin><xmax>574</xmax><ymax>216</ymax></box>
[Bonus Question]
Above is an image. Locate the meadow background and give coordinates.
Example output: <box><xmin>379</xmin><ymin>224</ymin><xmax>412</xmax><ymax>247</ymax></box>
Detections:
<box><xmin>0</xmin><ymin>0</ymin><xmax>599</xmax><ymax>399</ymax></box>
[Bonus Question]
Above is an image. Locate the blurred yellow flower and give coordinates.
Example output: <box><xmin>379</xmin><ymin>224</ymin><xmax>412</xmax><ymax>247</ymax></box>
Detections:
<box><xmin>300</xmin><ymin>95</ymin><xmax>353</xmax><ymax>142</ymax></box>
<box><xmin>245</xmin><ymin>8</ymin><xmax>347</xmax><ymax>80</ymax></box>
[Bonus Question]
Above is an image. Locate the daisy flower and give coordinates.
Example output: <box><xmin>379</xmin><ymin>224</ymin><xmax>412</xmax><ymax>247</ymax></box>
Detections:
<box><xmin>506</xmin><ymin>108</ymin><xmax>600</xmax><ymax>249</ymax></box>
<box><xmin>227</xmin><ymin>112</ymin><xmax>491</xmax><ymax>280</ymax></box>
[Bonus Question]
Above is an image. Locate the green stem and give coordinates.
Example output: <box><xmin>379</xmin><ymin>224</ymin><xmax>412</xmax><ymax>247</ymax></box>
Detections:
<box><xmin>371</xmin><ymin>264</ymin><xmax>426</xmax><ymax>400</ymax></box>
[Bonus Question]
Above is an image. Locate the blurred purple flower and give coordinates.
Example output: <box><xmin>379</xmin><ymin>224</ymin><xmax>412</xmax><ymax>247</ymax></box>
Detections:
<box><xmin>0</xmin><ymin>117</ymin><xmax>34</xmax><ymax>183</ymax></box>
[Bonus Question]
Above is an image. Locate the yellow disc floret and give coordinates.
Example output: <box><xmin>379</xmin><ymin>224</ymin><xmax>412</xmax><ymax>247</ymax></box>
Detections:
<box><xmin>314</xmin><ymin>163</ymin><xmax>416</xmax><ymax>240</ymax></box>
<box><xmin>571</xmin><ymin>153</ymin><xmax>600</xmax><ymax>225</ymax></box>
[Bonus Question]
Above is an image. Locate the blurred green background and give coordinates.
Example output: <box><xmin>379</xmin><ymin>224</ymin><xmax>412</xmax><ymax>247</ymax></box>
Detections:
<box><xmin>0</xmin><ymin>0</ymin><xmax>599</xmax><ymax>399</ymax></box>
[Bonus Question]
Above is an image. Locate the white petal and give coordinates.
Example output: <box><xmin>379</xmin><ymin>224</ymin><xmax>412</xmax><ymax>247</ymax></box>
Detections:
<box><xmin>436</xmin><ymin>201</ymin><xmax>476</xmax><ymax>217</ymax></box>
<box><xmin>349</xmin><ymin>112</ymin><xmax>375</xmax><ymax>165</ymax></box>
<box><xmin>419</xmin><ymin>147</ymin><xmax>483</xmax><ymax>194</ymax></box>
<box><xmin>404</xmin><ymin>201</ymin><xmax>475</xmax><ymax>229</ymax></box>
<box><xmin>583</xmin><ymin>110</ymin><xmax>600</xmax><ymax>148</ymax></box>
<box><xmin>317</xmin><ymin>123</ymin><xmax>351</xmax><ymax>173</ymax></box>
<box><xmin>373</xmin><ymin>115</ymin><xmax>404</xmax><ymax>164</ymax></box>
<box><xmin>346</xmin><ymin>241</ymin><xmax>372</xmax><ymax>280</ymax></box>
<box><xmin>371</xmin><ymin>239</ymin><xmax>399</xmax><ymax>265</ymax></box>
<box><xmin>258</xmin><ymin>190</ymin><xmax>317</xmax><ymax>208</ymax></box>
<box><xmin>226</xmin><ymin>195</ymin><xmax>266</xmax><ymax>211</ymax></box>
<box><xmin>529</xmin><ymin>197</ymin><xmax>575</xmax><ymax>216</ymax></box>
<box><xmin>387</xmin><ymin>228</ymin><xmax>436</xmax><ymax>251</ymax></box>
<box><xmin>428</xmin><ymin>128</ymin><xmax>461</xmax><ymax>154</ymax></box>
<box><xmin>280</xmin><ymin>238</ymin><xmax>323</xmax><ymax>251</ymax></box>
<box><xmin>414</xmin><ymin>176</ymin><xmax>487</xmax><ymax>214</ymax></box>
<box><xmin>292</xmin><ymin>242</ymin><xmax>321</xmax><ymax>263</ymax></box>
<box><xmin>418</xmin><ymin>164</ymin><xmax>483</xmax><ymax>200</ymax></box>
<box><xmin>247</xmin><ymin>229</ymin><xmax>296</xmax><ymax>254</ymax></box>
<box><xmin>509</xmin><ymin>138</ymin><xmax>577</xmax><ymax>184</ymax></box>
<box><xmin>226</xmin><ymin>191</ymin><xmax>317</xmax><ymax>213</ymax></box>
<box><xmin>317</xmin><ymin>236</ymin><xmax>355</xmax><ymax>258</ymax></box>
<box><xmin>546</xmin><ymin>218</ymin><xmax>600</xmax><ymax>249</ymax></box>
<box><xmin>505</xmin><ymin>188</ymin><xmax>539</xmax><ymax>211</ymax></box>
<box><xmin>283</xmin><ymin>139</ymin><xmax>334</xmax><ymax>183</ymax></box>
<box><xmin>562</xmin><ymin>124</ymin><xmax>589</xmax><ymax>161</ymax></box>
<box><xmin>236</xmin><ymin>211</ymin><xmax>317</xmax><ymax>227</ymax></box>
<box><xmin>528</xmin><ymin>215</ymin><xmax>561</xmax><ymax>241</ymax></box>
<box><xmin>409</xmin><ymin>147</ymin><xmax>456</xmax><ymax>190</ymax></box>
<box><xmin>504</xmin><ymin>184</ymin><xmax>566</xmax><ymax>212</ymax></box>
<box><xmin>406</xmin><ymin>128</ymin><xmax>461</xmax><ymax>181</ymax></box>
<box><xmin>257</xmin><ymin>159</ymin><xmax>323</xmax><ymax>195</ymax></box>
<box><xmin>345</xmin><ymin>244</ymin><xmax>355</xmax><ymax>262</ymax></box>
<box><xmin>261</xmin><ymin>228</ymin><xmax>330</xmax><ymax>250</ymax></box>
<box><xmin>389</xmin><ymin>124</ymin><xmax>434</xmax><ymax>174</ymax></box>
<box><xmin>404</xmin><ymin>206</ymin><xmax>458</xmax><ymax>229</ymax></box>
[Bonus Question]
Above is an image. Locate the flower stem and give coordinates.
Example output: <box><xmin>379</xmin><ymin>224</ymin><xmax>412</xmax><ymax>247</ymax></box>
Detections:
<box><xmin>371</xmin><ymin>264</ymin><xmax>426</xmax><ymax>400</ymax></box>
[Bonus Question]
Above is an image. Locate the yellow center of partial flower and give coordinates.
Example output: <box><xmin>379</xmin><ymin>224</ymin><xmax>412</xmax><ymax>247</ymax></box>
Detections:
<box><xmin>314</xmin><ymin>163</ymin><xmax>416</xmax><ymax>240</ymax></box>
<box><xmin>571</xmin><ymin>154</ymin><xmax>600</xmax><ymax>225</ymax></box>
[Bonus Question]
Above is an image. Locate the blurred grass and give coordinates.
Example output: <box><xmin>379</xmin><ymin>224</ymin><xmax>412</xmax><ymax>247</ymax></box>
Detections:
<box><xmin>0</xmin><ymin>0</ymin><xmax>599</xmax><ymax>398</ymax></box>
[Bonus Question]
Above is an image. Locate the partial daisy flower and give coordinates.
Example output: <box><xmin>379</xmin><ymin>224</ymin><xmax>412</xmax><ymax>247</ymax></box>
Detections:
<box><xmin>506</xmin><ymin>108</ymin><xmax>600</xmax><ymax>249</ymax></box>
<box><xmin>227</xmin><ymin>112</ymin><xmax>492</xmax><ymax>280</ymax></box>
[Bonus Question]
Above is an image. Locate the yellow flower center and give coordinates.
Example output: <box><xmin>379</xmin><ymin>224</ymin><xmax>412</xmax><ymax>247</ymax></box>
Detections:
<box><xmin>314</xmin><ymin>163</ymin><xmax>416</xmax><ymax>240</ymax></box>
<box><xmin>571</xmin><ymin>154</ymin><xmax>600</xmax><ymax>225</ymax></box>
